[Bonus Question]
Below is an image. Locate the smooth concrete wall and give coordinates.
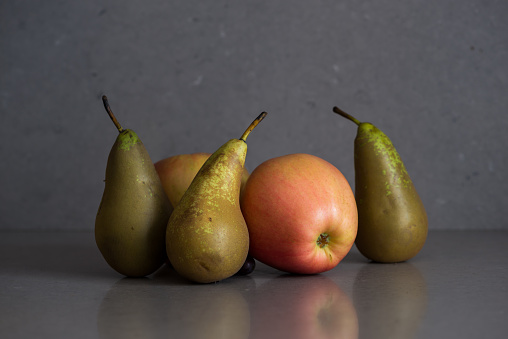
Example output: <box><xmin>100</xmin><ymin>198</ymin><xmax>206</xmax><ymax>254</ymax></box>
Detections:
<box><xmin>1</xmin><ymin>0</ymin><xmax>507</xmax><ymax>230</ymax></box>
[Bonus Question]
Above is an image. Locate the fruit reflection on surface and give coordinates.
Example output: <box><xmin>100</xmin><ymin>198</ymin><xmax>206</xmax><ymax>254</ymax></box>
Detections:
<box><xmin>241</xmin><ymin>153</ymin><xmax>357</xmax><ymax>274</ymax></box>
<box><xmin>97</xmin><ymin>277</ymin><xmax>250</xmax><ymax>339</ymax></box>
<box><xmin>154</xmin><ymin>153</ymin><xmax>250</xmax><ymax>208</ymax></box>
<box><xmin>250</xmin><ymin>275</ymin><xmax>358</xmax><ymax>339</ymax></box>
<box><xmin>95</xmin><ymin>96</ymin><xmax>172</xmax><ymax>277</ymax></box>
<box><xmin>166</xmin><ymin>113</ymin><xmax>267</xmax><ymax>283</ymax></box>
<box><xmin>353</xmin><ymin>263</ymin><xmax>428</xmax><ymax>338</ymax></box>
<box><xmin>333</xmin><ymin>106</ymin><xmax>428</xmax><ymax>263</ymax></box>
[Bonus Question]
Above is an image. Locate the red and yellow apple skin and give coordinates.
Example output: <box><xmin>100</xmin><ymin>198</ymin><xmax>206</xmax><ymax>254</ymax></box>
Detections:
<box><xmin>240</xmin><ymin>153</ymin><xmax>358</xmax><ymax>274</ymax></box>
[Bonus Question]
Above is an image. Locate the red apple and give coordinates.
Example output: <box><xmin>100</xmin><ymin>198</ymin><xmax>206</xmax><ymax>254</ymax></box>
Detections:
<box><xmin>240</xmin><ymin>153</ymin><xmax>358</xmax><ymax>274</ymax></box>
<box><xmin>154</xmin><ymin>153</ymin><xmax>250</xmax><ymax>208</ymax></box>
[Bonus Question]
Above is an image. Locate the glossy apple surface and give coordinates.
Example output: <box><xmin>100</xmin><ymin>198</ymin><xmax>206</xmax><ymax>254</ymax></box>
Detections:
<box><xmin>154</xmin><ymin>152</ymin><xmax>250</xmax><ymax>208</ymax></box>
<box><xmin>240</xmin><ymin>153</ymin><xmax>357</xmax><ymax>274</ymax></box>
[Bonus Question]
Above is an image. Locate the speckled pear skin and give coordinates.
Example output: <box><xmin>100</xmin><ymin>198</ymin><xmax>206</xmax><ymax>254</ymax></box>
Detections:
<box><xmin>95</xmin><ymin>129</ymin><xmax>173</xmax><ymax>277</ymax></box>
<box><xmin>166</xmin><ymin>139</ymin><xmax>250</xmax><ymax>283</ymax></box>
<box><xmin>333</xmin><ymin>107</ymin><xmax>427</xmax><ymax>263</ymax></box>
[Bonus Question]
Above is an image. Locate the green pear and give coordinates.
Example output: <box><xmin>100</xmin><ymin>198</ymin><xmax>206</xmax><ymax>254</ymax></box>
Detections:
<box><xmin>333</xmin><ymin>106</ymin><xmax>428</xmax><ymax>263</ymax></box>
<box><xmin>166</xmin><ymin>112</ymin><xmax>267</xmax><ymax>283</ymax></box>
<box><xmin>95</xmin><ymin>96</ymin><xmax>172</xmax><ymax>277</ymax></box>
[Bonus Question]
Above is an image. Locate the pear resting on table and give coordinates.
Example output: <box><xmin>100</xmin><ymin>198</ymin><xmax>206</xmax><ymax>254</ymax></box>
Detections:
<box><xmin>333</xmin><ymin>106</ymin><xmax>427</xmax><ymax>263</ymax></box>
<box><xmin>166</xmin><ymin>112</ymin><xmax>267</xmax><ymax>283</ymax></box>
<box><xmin>95</xmin><ymin>96</ymin><xmax>172</xmax><ymax>277</ymax></box>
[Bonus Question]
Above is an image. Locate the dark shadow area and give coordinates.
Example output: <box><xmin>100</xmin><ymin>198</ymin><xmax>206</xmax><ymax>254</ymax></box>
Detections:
<box><xmin>0</xmin><ymin>231</ymin><xmax>109</xmax><ymax>279</ymax></box>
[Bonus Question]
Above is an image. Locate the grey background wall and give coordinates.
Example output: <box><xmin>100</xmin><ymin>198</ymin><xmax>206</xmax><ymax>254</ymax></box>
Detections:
<box><xmin>1</xmin><ymin>0</ymin><xmax>507</xmax><ymax>231</ymax></box>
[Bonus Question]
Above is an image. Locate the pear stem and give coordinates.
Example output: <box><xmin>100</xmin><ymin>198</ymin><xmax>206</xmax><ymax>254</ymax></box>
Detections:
<box><xmin>240</xmin><ymin>112</ymin><xmax>267</xmax><ymax>142</ymax></box>
<box><xmin>102</xmin><ymin>95</ymin><xmax>124</xmax><ymax>133</ymax></box>
<box><xmin>333</xmin><ymin>106</ymin><xmax>361</xmax><ymax>126</ymax></box>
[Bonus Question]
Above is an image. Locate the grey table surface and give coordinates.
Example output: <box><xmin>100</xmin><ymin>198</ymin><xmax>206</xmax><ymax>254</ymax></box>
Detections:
<box><xmin>1</xmin><ymin>230</ymin><xmax>507</xmax><ymax>339</ymax></box>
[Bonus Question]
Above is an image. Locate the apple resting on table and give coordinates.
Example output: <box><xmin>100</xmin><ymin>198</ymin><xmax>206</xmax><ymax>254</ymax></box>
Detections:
<box><xmin>240</xmin><ymin>153</ymin><xmax>357</xmax><ymax>274</ymax></box>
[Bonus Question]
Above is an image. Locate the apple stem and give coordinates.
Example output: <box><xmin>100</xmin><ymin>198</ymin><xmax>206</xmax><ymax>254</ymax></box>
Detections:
<box><xmin>333</xmin><ymin>106</ymin><xmax>361</xmax><ymax>126</ymax></box>
<box><xmin>102</xmin><ymin>95</ymin><xmax>124</xmax><ymax>133</ymax></box>
<box><xmin>317</xmin><ymin>233</ymin><xmax>329</xmax><ymax>248</ymax></box>
<box><xmin>240</xmin><ymin>112</ymin><xmax>267</xmax><ymax>142</ymax></box>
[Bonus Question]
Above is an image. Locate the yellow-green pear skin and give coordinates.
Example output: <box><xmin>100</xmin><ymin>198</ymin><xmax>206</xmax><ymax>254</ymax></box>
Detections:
<box><xmin>95</xmin><ymin>97</ymin><xmax>173</xmax><ymax>277</ymax></box>
<box><xmin>166</xmin><ymin>113</ymin><xmax>266</xmax><ymax>283</ymax></box>
<box><xmin>334</xmin><ymin>107</ymin><xmax>428</xmax><ymax>263</ymax></box>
